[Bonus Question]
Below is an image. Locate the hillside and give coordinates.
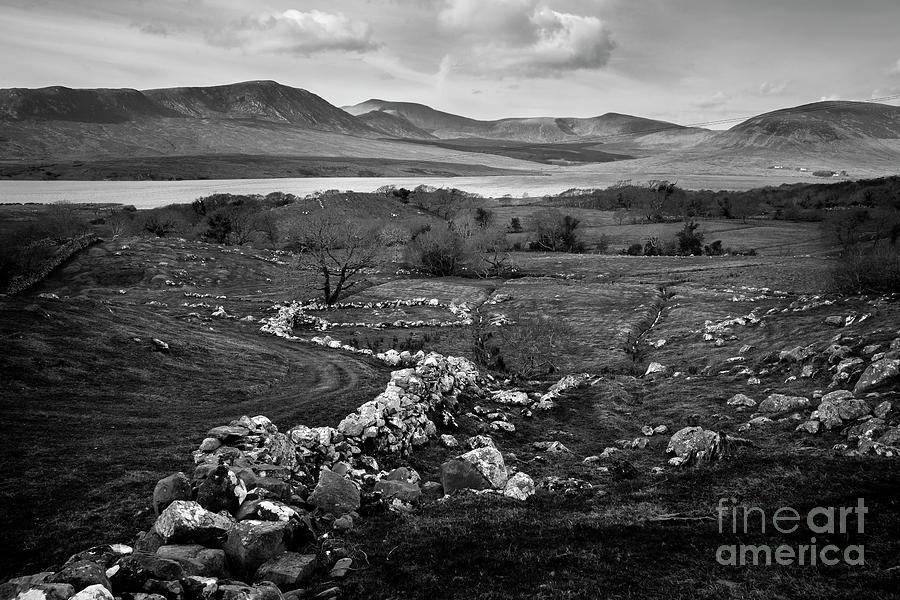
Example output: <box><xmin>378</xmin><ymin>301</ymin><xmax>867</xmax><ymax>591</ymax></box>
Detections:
<box><xmin>0</xmin><ymin>86</ymin><xmax>179</xmax><ymax>123</ymax></box>
<box><xmin>343</xmin><ymin>99</ymin><xmax>696</xmax><ymax>144</ymax></box>
<box><xmin>143</xmin><ymin>80</ymin><xmax>371</xmax><ymax>134</ymax></box>
<box><xmin>718</xmin><ymin>101</ymin><xmax>900</xmax><ymax>149</ymax></box>
<box><xmin>356</xmin><ymin>110</ymin><xmax>436</xmax><ymax>139</ymax></box>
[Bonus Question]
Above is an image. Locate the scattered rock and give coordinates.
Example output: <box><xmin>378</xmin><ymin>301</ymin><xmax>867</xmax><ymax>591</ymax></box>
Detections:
<box><xmin>758</xmin><ymin>394</ymin><xmax>810</xmax><ymax>413</ymax></box>
<box><xmin>727</xmin><ymin>393</ymin><xmax>756</xmax><ymax>407</ymax></box>
<box><xmin>796</xmin><ymin>421</ymin><xmax>821</xmax><ymax>434</ymax></box>
<box><xmin>439</xmin><ymin>434</ymin><xmax>459</xmax><ymax>448</ymax></box>
<box><xmin>644</xmin><ymin>362</ymin><xmax>668</xmax><ymax>377</ymax></box>
<box><xmin>459</xmin><ymin>446</ymin><xmax>508</xmax><ymax>489</ymax></box>
<box><xmin>665</xmin><ymin>427</ymin><xmax>727</xmax><ymax>467</ymax></box>
<box><xmin>70</xmin><ymin>584</ymin><xmax>113</xmax><ymax>600</ymax></box>
<box><xmin>854</xmin><ymin>359</ymin><xmax>900</xmax><ymax>395</ymax></box>
<box><xmin>503</xmin><ymin>472</ymin><xmax>535</xmax><ymax>501</ymax></box>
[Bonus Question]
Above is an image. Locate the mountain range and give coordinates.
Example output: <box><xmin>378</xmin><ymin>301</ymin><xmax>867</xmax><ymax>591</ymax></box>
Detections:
<box><xmin>1</xmin><ymin>80</ymin><xmax>899</xmax><ymax>180</ymax></box>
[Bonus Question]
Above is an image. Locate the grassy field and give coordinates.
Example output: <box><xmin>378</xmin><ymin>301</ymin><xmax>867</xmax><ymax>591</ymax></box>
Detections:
<box><xmin>1</xmin><ymin>193</ymin><xmax>898</xmax><ymax>598</ymax></box>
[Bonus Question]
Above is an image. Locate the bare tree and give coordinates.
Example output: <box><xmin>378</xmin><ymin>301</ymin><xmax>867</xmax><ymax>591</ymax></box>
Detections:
<box><xmin>294</xmin><ymin>212</ymin><xmax>381</xmax><ymax>305</ymax></box>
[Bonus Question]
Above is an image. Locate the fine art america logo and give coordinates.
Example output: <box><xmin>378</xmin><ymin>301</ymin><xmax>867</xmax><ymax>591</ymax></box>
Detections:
<box><xmin>716</xmin><ymin>498</ymin><xmax>867</xmax><ymax>566</ymax></box>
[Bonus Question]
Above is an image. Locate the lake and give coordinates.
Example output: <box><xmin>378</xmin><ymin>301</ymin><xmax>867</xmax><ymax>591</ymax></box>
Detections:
<box><xmin>0</xmin><ymin>172</ymin><xmax>821</xmax><ymax>208</ymax></box>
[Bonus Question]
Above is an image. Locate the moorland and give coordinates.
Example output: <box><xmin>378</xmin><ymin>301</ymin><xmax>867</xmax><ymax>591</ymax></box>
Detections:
<box><xmin>1</xmin><ymin>177</ymin><xmax>899</xmax><ymax>598</ymax></box>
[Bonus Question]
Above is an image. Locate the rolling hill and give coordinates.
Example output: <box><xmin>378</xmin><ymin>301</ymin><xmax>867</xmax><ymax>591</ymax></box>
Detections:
<box><xmin>2</xmin><ymin>80</ymin><xmax>899</xmax><ymax>181</ymax></box>
<box><xmin>342</xmin><ymin>98</ymin><xmax>699</xmax><ymax>144</ymax></box>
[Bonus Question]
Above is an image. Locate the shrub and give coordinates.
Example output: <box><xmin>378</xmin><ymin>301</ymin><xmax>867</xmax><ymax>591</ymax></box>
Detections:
<box><xmin>528</xmin><ymin>209</ymin><xmax>585</xmax><ymax>253</ymax></box>
<box><xmin>473</xmin><ymin>313</ymin><xmax>573</xmax><ymax>379</ymax></box>
<box><xmin>830</xmin><ymin>244</ymin><xmax>900</xmax><ymax>294</ymax></box>
<box><xmin>407</xmin><ymin>227</ymin><xmax>469</xmax><ymax>276</ymax></box>
<box><xmin>675</xmin><ymin>219</ymin><xmax>704</xmax><ymax>255</ymax></box>
<box><xmin>623</xmin><ymin>243</ymin><xmax>643</xmax><ymax>256</ymax></box>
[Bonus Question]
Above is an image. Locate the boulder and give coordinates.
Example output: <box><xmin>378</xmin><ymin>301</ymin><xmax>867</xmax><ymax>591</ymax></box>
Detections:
<box><xmin>779</xmin><ymin>345</ymin><xmax>814</xmax><ymax>363</ymax></box>
<box><xmin>254</xmin><ymin>553</ymin><xmax>317</xmax><ymax>591</ymax></box>
<box><xmin>155</xmin><ymin>545</ymin><xmax>226</xmax><ymax>578</ymax></box>
<box><xmin>181</xmin><ymin>576</ymin><xmax>218</xmax><ymax>600</ymax></box>
<box><xmin>374</xmin><ymin>480</ymin><xmax>421</xmax><ymax>504</ymax></box>
<box><xmin>439</xmin><ymin>459</ymin><xmax>492</xmax><ymax>494</ymax></box>
<box><xmin>758</xmin><ymin>394</ymin><xmax>810</xmax><ymax>413</ymax></box>
<box><xmin>854</xmin><ymin>359</ymin><xmax>900</xmax><ymax>395</ymax></box>
<box><xmin>307</xmin><ymin>469</ymin><xmax>360</xmax><ymax>516</ymax></box>
<box><xmin>224</xmin><ymin>520</ymin><xmax>289</xmax><ymax>580</ymax></box>
<box><xmin>503</xmin><ymin>472</ymin><xmax>535</xmax><ymax>501</ymax></box>
<box><xmin>47</xmin><ymin>560</ymin><xmax>111</xmax><ymax>593</ymax></box>
<box><xmin>459</xmin><ymin>446</ymin><xmax>508</xmax><ymax>489</ymax></box>
<box><xmin>206</xmin><ymin>425</ymin><xmax>250</xmax><ymax>443</ymax></box>
<box><xmin>196</xmin><ymin>465</ymin><xmax>247</xmax><ymax>514</ymax></box>
<box><xmin>874</xmin><ymin>400</ymin><xmax>892</xmax><ymax>418</ymax></box>
<box><xmin>109</xmin><ymin>553</ymin><xmax>184</xmax><ymax>593</ymax></box>
<box><xmin>727</xmin><ymin>393</ymin><xmax>757</xmax><ymax>407</ymax></box>
<box><xmin>796</xmin><ymin>421</ymin><xmax>820</xmax><ymax>434</ymax></box>
<box><xmin>838</xmin><ymin>399</ymin><xmax>870</xmax><ymax>421</ymax></box>
<box><xmin>153</xmin><ymin>473</ymin><xmax>192</xmax><ymax>516</ymax></box>
<box><xmin>70</xmin><ymin>585</ymin><xmax>113</xmax><ymax>600</ymax></box>
<box><xmin>0</xmin><ymin>582</ymin><xmax>74</xmax><ymax>600</ymax></box>
<box><xmin>665</xmin><ymin>427</ymin><xmax>727</xmax><ymax>466</ymax></box>
<box><xmin>439</xmin><ymin>434</ymin><xmax>459</xmax><ymax>448</ymax></box>
<box><xmin>153</xmin><ymin>501</ymin><xmax>233</xmax><ymax>545</ymax></box>
<box><xmin>63</xmin><ymin>546</ymin><xmax>131</xmax><ymax>571</ymax></box>
<box><xmin>217</xmin><ymin>583</ymin><xmax>282</xmax><ymax>600</ymax></box>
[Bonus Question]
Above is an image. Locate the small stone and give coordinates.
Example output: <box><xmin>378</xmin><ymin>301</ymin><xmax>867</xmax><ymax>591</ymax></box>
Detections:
<box><xmin>874</xmin><ymin>400</ymin><xmax>892</xmax><ymax>419</ymax></box>
<box><xmin>439</xmin><ymin>434</ymin><xmax>459</xmax><ymax>448</ymax></box>
<box><xmin>333</xmin><ymin>515</ymin><xmax>354</xmax><ymax>531</ymax></box>
<box><xmin>644</xmin><ymin>362</ymin><xmax>668</xmax><ymax>377</ymax></box>
<box><xmin>329</xmin><ymin>558</ymin><xmax>352</xmax><ymax>578</ymax></box>
<box><xmin>374</xmin><ymin>479</ymin><xmax>421</xmax><ymax>504</ymax></box>
<box><xmin>652</xmin><ymin>425</ymin><xmax>668</xmax><ymax>435</ymax></box>
<box><xmin>640</xmin><ymin>425</ymin><xmax>654</xmax><ymax>436</ymax></box>
<box><xmin>796</xmin><ymin>421</ymin><xmax>820</xmax><ymax>434</ymax></box>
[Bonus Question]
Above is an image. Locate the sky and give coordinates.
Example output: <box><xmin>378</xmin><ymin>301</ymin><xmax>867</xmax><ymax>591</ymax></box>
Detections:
<box><xmin>2</xmin><ymin>0</ymin><xmax>900</xmax><ymax>127</ymax></box>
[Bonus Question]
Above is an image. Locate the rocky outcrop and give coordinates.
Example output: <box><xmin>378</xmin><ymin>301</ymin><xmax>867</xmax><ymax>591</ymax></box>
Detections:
<box><xmin>665</xmin><ymin>427</ymin><xmax>727</xmax><ymax>467</ymax></box>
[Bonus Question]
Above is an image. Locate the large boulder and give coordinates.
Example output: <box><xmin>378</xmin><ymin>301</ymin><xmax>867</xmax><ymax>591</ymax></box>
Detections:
<box><xmin>153</xmin><ymin>472</ymin><xmax>192</xmax><ymax>516</ymax></box>
<box><xmin>155</xmin><ymin>545</ymin><xmax>227</xmax><ymax>578</ymax></box>
<box><xmin>153</xmin><ymin>501</ymin><xmax>233</xmax><ymax>545</ymax></box>
<box><xmin>854</xmin><ymin>359</ymin><xmax>900</xmax><ymax>395</ymax></box>
<box><xmin>223</xmin><ymin>520</ymin><xmax>289</xmax><ymax>580</ymax></box>
<box><xmin>459</xmin><ymin>446</ymin><xmax>508</xmax><ymax>489</ymax></box>
<box><xmin>196</xmin><ymin>465</ymin><xmax>247</xmax><ymax>514</ymax></box>
<box><xmin>254</xmin><ymin>552</ymin><xmax>317</xmax><ymax>591</ymax></box>
<box><xmin>758</xmin><ymin>394</ymin><xmax>810</xmax><ymax>413</ymax></box>
<box><xmin>109</xmin><ymin>553</ymin><xmax>184</xmax><ymax>593</ymax></box>
<box><xmin>307</xmin><ymin>468</ymin><xmax>360</xmax><ymax>516</ymax></box>
<box><xmin>0</xmin><ymin>580</ymin><xmax>74</xmax><ymax>600</ymax></box>
<box><xmin>665</xmin><ymin>427</ymin><xmax>727</xmax><ymax>466</ymax></box>
<box><xmin>439</xmin><ymin>459</ymin><xmax>492</xmax><ymax>494</ymax></box>
<box><xmin>47</xmin><ymin>560</ymin><xmax>111</xmax><ymax>593</ymax></box>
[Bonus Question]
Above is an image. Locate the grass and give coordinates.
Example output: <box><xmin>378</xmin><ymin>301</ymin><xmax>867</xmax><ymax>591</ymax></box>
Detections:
<box><xmin>1</xmin><ymin>207</ymin><xmax>898</xmax><ymax>598</ymax></box>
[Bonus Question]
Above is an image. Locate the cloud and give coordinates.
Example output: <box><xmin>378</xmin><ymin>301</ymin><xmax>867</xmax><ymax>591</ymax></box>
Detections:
<box><xmin>695</xmin><ymin>91</ymin><xmax>729</xmax><ymax>109</ymax></box>
<box><xmin>759</xmin><ymin>81</ymin><xmax>788</xmax><ymax>96</ymax></box>
<box><xmin>820</xmin><ymin>93</ymin><xmax>840</xmax><ymax>101</ymax></box>
<box><xmin>208</xmin><ymin>9</ymin><xmax>379</xmax><ymax>55</ymax></box>
<box><xmin>134</xmin><ymin>22</ymin><xmax>170</xmax><ymax>37</ymax></box>
<box><xmin>437</xmin><ymin>0</ymin><xmax>615</xmax><ymax>77</ymax></box>
<box><xmin>891</xmin><ymin>58</ymin><xmax>900</xmax><ymax>74</ymax></box>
